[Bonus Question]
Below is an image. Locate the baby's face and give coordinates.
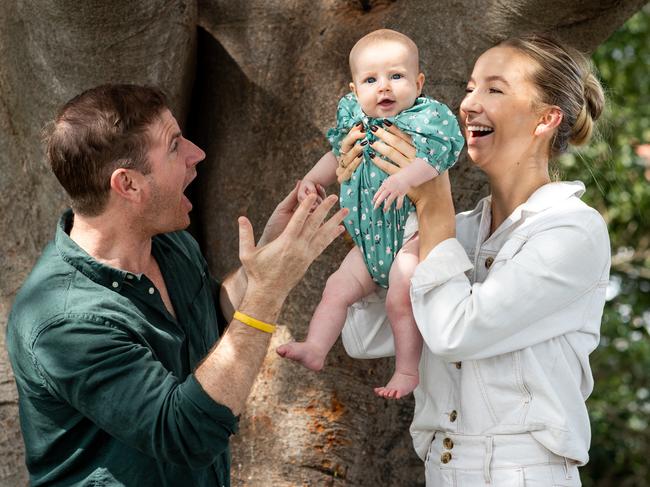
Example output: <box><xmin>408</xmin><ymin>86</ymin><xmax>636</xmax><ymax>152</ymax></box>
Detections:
<box><xmin>350</xmin><ymin>40</ymin><xmax>424</xmax><ymax>118</ymax></box>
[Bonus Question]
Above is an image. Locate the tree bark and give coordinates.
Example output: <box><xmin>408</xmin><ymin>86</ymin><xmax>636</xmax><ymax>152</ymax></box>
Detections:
<box><xmin>0</xmin><ymin>1</ymin><xmax>645</xmax><ymax>485</ymax></box>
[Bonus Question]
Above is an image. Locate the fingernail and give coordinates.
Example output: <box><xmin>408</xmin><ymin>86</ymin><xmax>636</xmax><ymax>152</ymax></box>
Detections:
<box><xmin>360</xmin><ymin>140</ymin><xmax>368</xmax><ymax>146</ymax></box>
<box><xmin>359</xmin><ymin>125</ymin><xmax>365</xmax><ymax>133</ymax></box>
<box><xmin>383</xmin><ymin>119</ymin><xmax>393</xmax><ymax>127</ymax></box>
<box><xmin>355</xmin><ymin>121</ymin><xmax>363</xmax><ymax>127</ymax></box>
<box><xmin>368</xmin><ymin>151</ymin><xmax>375</xmax><ymax>158</ymax></box>
<box><xmin>370</xmin><ymin>125</ymin><xmax>378</xmax><ymax>132</ymax></box>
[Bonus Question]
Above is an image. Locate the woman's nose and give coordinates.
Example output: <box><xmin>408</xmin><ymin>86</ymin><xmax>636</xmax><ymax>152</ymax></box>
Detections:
<box><xmin>460</xmin><ymin>91</ymin><xmax>481</xmax><ymax>115</ymax></box>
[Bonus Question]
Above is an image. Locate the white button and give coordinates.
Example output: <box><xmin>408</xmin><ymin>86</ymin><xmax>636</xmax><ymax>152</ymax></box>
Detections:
<box><xmin>111</xmin><ymin>282</ymin><xmax>119</xmax><ymax>288</ymax></box>
<box><xmin>126</xmin><ymin>274</ymin><xmax>134</xmax><ymax>280</ymax></box>
<box><xmin>148</xmin><ymin>287</ymin><xmax>155</xmax><ymax>294</ymax></box>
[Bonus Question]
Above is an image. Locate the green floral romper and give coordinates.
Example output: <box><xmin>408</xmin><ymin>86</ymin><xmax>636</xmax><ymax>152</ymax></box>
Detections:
<box><xmin>327</xmin><ymin>93</ymin><xmax>464</xmax><ymax>288</ymax></box>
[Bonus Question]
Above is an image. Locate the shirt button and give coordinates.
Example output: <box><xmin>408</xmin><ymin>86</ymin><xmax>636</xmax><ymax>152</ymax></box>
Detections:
<box><xmin>485</xmin><ymin>256</ymin><xmax>494</xmax><ymax>269</ymax></box>
<box><xmin>148</xmin><ymin>287</ymin><xmax>155</xmax><ymax>294</ymax></box>
<box><xmin>454</xmin><ymin>362</ymin><xmax>462</xmax><ymax>369</ymax></box>
<box><xmin>443</xmin><ymin>437</ymin><xmax>454</xmax><ymax>449</ymax></box>
<box><xmin>126</xmin><ymin>274</ymin><xmax>134</xmax><ymax>280</ymax></box>
<box><xmin>441</xmin><ymin>451</ymin><xmax>452</xmax><ymax>463</ymax></box>
<box><xmin>111</xmin><ymin>281</ymin><xmax>119</xmax><ymax>288</ymax></box>
<box><xmin>449</xmin><ymin>410</ymin><xmax>458</xmax><ymax>422</ymax></box>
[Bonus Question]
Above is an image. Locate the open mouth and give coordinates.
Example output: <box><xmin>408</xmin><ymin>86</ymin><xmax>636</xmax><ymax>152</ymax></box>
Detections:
<box><xmin>467</xmin><ymin>124</ymin><xmax>494</xmax><ymax>138</ymax></box>
<box><xmin>378</xmin><ymin>99</ymin><xmax>395</xmax><ymax>108</ymax></box>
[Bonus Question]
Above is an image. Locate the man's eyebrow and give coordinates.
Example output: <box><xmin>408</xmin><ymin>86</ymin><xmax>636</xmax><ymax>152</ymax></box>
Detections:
<box><xmin>168</xmin><ymin>131</ymin><xmax>182</xmax><ymax>146</ymax></box>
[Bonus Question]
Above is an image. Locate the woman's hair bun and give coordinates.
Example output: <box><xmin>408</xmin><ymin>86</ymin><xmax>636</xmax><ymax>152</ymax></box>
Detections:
<box><xmin>570</xmin><ymin>65</ymin><xmax>605</xmax><ymax>147</ymax></box>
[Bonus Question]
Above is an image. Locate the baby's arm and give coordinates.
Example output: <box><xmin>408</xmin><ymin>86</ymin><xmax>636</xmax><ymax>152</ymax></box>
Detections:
<box><xmin>373</xmin><ymin>158</ymin><xmax>438</xmax><ymax>210</ymax></box>
<box><xmin>299</xmin><ymin>151</ymin><xmax>339</xmax><ymax>203</ymax></box>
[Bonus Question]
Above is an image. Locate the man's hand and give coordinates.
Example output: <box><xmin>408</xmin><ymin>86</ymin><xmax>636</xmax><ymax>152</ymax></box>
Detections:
<box><xmin>258</xmin><ymin>181</ymin><xmax>326</xmax><ymax>247</ymax></box>
<box><xmin>239</xmin><ymin>193</ymin><xmax>347</xmax><ymax>302</ymax></box>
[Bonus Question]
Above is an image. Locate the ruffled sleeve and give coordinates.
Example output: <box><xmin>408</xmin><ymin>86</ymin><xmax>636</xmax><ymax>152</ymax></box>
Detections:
<box><xmin>326</xmin><ymin>93</ymin><xmax>366</xmax><ymax>157</ymax></box>
<box><xmin>392</xmin><ymin>97</ymin><xmax>465</xmax><ymax>174</ymax></box>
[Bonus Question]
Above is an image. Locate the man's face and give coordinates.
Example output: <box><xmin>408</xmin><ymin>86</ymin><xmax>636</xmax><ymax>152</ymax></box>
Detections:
<box><xmin>350</xmin><ymin>40</ymin><xmax>424</xmax><ymax>118</ymax></box>
<box><xmin>141</xmin><ymin>109</ymin><xmax>205</xmax><ymax>233</ymax></box>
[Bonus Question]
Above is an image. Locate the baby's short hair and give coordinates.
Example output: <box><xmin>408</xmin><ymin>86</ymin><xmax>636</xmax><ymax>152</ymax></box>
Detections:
<box><xmin>349</xmin><ymin>29</ymin><xmax>420</xmax><ymax>73</ymax></box>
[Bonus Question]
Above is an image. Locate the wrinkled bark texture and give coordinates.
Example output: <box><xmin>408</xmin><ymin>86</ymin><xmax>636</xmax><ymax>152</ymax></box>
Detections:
<box><xmin>0</xmin><ymin>1</ymin><xmax>644</xmax><ymax>485</ymax></box>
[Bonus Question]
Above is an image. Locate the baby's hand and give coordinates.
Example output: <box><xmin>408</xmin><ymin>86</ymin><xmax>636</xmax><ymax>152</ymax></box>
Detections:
<box><xmin>372</xmin><ymin>173</ymin><xmax>412</xmax><ymax>212</ymax></box>
<box><xmin>298</xmin><ymin>179</ymin><xmax>326</xmax><ymax>210</ymax></box>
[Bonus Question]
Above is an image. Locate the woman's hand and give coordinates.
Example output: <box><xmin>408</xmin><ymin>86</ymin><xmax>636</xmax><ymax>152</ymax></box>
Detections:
<box><xmin>366</xmin><ymin>124</ymin><xmax>433</xmax><ymax>206</ymax></box>
<box><xmin>369</xmin><ymin>124</ymin><xmax>456</xmax><ymax>259</ymax></box>
<box><xmin>335</xmin><ymin>123</ymin><xmax>367</xmax><ymax>184</ymax></box>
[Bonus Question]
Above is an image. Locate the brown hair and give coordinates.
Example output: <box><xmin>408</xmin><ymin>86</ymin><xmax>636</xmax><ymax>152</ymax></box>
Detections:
<box><xmin>500</xmin><ymin>34</ymin><xmax>605</xmax><ymax>158</ymax></box>
<box><xmin>45</xmin><ymin>84</ymin><xmax>168</xmax><ymax>216</ymax></box>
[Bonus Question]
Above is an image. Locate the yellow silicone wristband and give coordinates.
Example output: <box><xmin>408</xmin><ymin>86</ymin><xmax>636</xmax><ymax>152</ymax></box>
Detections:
<box><xmin>233</xmin><ymin>311</ymin><xmax>277</xmax><ymax>334</ymax></box>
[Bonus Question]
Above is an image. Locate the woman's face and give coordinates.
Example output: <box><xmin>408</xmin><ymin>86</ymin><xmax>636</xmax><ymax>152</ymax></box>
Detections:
<box><xmin>460</xmin><ymin>46</ymin><xmax>545</xmax><ymax>170</ymax></box>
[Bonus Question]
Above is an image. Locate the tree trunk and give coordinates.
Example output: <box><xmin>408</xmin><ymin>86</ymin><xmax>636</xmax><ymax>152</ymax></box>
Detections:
<box><xmin>0</xmin><ymin>1</ymin><xmax>645</xmax><ymax>485</ymax></box>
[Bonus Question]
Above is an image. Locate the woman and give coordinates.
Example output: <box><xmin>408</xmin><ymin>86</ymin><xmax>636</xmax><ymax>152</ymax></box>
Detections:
<box><xmin>338</xmin><ymin>34</ymin><xmax>610</xmax><ymax>486</ymax></box>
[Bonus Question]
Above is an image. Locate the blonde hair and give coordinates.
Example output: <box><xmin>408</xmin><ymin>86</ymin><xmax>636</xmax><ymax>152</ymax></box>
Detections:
<box><xmin>500</xmin><ymin>34</ymin><xmax>605</xmax><ymax>157</ymax></box>
<box><xmin>349</xmin><ymin>29</ymin><xmax>420</xmax><ymax>74</ymax></box>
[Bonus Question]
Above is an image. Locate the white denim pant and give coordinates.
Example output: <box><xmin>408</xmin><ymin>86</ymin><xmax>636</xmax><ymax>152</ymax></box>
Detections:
<box><xmin>424</xmin><ymin>432</ymin><xmax>581</xmax><ymax>487</ymax></box>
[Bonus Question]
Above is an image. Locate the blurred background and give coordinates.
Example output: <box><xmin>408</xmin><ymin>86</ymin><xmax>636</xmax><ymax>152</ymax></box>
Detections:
<box><xmin>560</xmin><ymin>5</ymin><xmax>650</xmax><ymax>486</ymax></box>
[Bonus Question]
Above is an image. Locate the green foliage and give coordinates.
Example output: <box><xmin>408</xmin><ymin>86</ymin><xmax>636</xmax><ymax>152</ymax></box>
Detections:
<box><xmin>558</xmin><ymin>6</ymin><xmax>650</xmax><ymax>486</ymax></box>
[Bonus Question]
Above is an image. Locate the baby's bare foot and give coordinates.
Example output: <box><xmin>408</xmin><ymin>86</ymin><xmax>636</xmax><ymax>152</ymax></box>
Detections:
<box><xmin>374</xmin><ymin>371</ymin><xmax>419</xmax><ymax>399</ymax></box>
<box><xmin>276</xmin><ymin>342</ymin><xmax>326</xmax><ymax>371</ymax></box>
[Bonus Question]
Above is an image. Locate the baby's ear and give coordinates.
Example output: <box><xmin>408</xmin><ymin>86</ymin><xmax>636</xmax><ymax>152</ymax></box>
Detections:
<box><xmin>416</xmin><ymin>73</ymin><xmax>425</xmax><ymax>96</ymax></box>
<box><xmin>349</xmin><ymin>82</ymin><xmax>357</xmax><ymax>96</ymax></box>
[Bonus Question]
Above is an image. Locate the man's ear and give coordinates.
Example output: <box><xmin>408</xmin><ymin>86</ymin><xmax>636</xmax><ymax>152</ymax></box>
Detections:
<box><xmin>416</xmin><ymin>72</ymin><xmax>425</xmax><ymax>96</ymax></box>
<box><xmin>110</xmin><ymin>166</ymin><xmax>146</xmax><ymax>204</ymax></box>
<box><xmin>534</xmin><ymin>106</ymin><xmax>563</xmax><ymax>137</ymax></box>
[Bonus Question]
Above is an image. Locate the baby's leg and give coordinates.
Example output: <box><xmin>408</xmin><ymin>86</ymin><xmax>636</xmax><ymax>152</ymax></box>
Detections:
<box><xmin>375</xmin><ymin>235</ymin><xmax>422</xmax><ymax>399</ymax></box>
<box><xmin>277</xmin><ymin>246</ymin><xmax>377</xmax><ymax>371</ymax></box>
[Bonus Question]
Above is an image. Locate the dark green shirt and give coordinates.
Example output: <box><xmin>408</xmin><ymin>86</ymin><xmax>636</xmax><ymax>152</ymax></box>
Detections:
<box><xmin>7</xmin><ymin>211</ymin><xmax>238</xmax><ymax>487</ymax></box>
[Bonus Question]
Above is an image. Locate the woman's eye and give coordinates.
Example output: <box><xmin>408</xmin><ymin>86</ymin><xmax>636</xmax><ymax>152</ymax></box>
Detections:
<box><xmin>489</xmin><ymin>88</ymin><xmax>503</xmax><ymax>94</ymax></box>
<box><xmin>391</xmin><ymin>73</ymin><xmax>403</xmax><ymax>80</ymax></box>
<box><xmin>365</xmin><ymin>77</ymin><xmax>376</xmax><ymax>84</ymax></box>
<box><xmin>464</xmin><ymin>87</ymin><xmax>474</xmax><ymax>93</ymax></box>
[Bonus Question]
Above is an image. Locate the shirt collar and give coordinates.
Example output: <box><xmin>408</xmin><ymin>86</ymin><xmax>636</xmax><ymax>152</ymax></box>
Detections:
<box><xmin>55</xmin><ymin>209</ymin><xmax>139</xmax><ymax>292</ymax></box>
<box><xmin>519</xmin><ymin>180</ymin><xmax>585</xmax><ymax>213</ymax></box>
<box><xmin>479</xmin><ymin>180</ymin><xmax>586</xmax><ymax>244</ymax></box>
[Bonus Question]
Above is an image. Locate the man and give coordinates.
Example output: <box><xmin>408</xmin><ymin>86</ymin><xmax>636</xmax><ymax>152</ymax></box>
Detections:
<box><xmin>6</xmin><ymin>84</ymin><xmax>346</xmax><ymax>486</ymax></box>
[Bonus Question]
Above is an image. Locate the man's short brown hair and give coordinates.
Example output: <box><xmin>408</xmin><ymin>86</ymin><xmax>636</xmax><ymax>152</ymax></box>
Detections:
<box><xmin>45</xmin><ymin>84</ymin><xmax>168</xmax><ymax>216</ymax></box>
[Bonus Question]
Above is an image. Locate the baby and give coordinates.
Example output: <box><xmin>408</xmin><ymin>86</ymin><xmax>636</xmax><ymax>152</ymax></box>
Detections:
<box><xmin>277</xmin><ymin>29</ymin><xmax>464</xmax><ymax>399</ymax></box>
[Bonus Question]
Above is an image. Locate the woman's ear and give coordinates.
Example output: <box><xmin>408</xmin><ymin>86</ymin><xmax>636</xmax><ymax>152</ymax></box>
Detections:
<box><xmin>534</xmin><ymin>106</ymin><xmax>563</xmax><ymax>137</ymax></box>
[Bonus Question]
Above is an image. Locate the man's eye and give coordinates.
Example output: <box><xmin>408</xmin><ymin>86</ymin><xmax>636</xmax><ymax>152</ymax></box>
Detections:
<box><xmin>170</xmin><ymin>141</ymin><xmax>178</xmax><ymax>152</ymax></box>
<box><xmin>391</xmin><ymin>74</ymin><xmax>403</xmax><ymax>80</ymax></box>
<box><xmin>365</xmin><ymin>77</ymin><xmax>376</xmax><ymax>84</ymax></box>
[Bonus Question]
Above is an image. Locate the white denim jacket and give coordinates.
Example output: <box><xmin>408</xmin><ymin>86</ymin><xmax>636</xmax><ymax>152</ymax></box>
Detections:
<box><xmin>341</xmin><ymin>181</ymin><xmax>611</xmax><ymax>465</ymax></box>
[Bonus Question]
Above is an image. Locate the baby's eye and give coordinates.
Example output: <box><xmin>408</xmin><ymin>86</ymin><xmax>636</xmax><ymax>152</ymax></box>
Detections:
<box><xmin>391</xmin><ymin>74</ymin><xmax>403</xmax><ymax>80</ymax></box>
<box><xmin>365</xmin><ymin>77</ymin><xmax>376</xmax><ymax>84</ymax></box>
